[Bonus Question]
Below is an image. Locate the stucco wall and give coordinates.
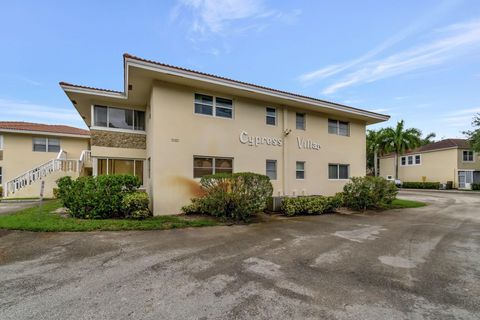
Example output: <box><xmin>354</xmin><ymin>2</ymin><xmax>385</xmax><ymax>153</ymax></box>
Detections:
<box><xmin>0</xmin><ymin>132</ymin><xmax>89</xmax><ymax>186</ymax></box>
<box><xmin>379</xmin><ymin>149</ymin><xmax>459</xmax><ymax>185</ymax></box>
<box><xmin>457</xmin><ymin>149</ymin><xmax>480</xmax><ymax>170</ymax></box>
<box><xmin>149</xmin><ymin>82</ymin><xmax>367</xmax><ymax>215</ymax></box>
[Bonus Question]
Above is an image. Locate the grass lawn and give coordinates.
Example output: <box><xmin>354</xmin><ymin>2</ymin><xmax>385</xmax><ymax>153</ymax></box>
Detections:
<box><xmin>0</xmin><ymin>200</ymin><xmax>218</xmax><ymax>232</ymax></box>
<box><xmin>389</xmin><ymin>198</ymin><xmax>427</xmax><ymax>209</ymax></box>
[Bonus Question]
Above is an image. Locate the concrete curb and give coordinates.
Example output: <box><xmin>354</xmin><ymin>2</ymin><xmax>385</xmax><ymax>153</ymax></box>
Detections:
<box><xmin>398</xmin><ymin>189</ymin><xmax>480</xmax><ymax>195</ymax></box>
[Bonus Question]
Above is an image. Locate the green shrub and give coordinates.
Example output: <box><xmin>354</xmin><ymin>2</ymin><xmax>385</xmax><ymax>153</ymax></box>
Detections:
<box><xmin>281</xmin><ymin>194</ymin><xmax>342</xmax><ymax>216</ymax></box>
<box><xmin>182</xmin><ymin>172</ymin><xmax>273</xmax><ymax>221</ymax></box>
<box><xmin>52</xmin><ymin>188</ymin><xmax>59</xmax><ymax>199</ymax></box>
<box><xmin>56</xmin><ymin>175</ymin><xmax>141</xmax><ymax>219</ymax></box>
<box><xmin>472</xmin><ymin>183</ymin><xmax>480</xmax><ymax>191</ymax></box>
<box><xmin>0</xmin><ymin>185</ymin><xmax>3</xmax><ymax>198</ymax></box>
<box><xmin>343</xmin><ymin>176</ymin><xmax>397</xmax><ymax>211</ymax></box>
<box><xmin>401</xmin><ymin>182</ymin><xmax>440</xmax><ymax>189</ymax></box>
<box><xmin>122</xmin><ymin>192</ymin><xmax>151</xmax><ymax>219</ymax></box>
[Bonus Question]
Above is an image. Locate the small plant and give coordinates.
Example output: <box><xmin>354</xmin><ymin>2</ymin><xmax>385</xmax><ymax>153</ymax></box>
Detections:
<box><xmin>343</xmin><ymin>176</ymin><xmax>397</xmax><ymax>211</ymax></box>
<box><xmin>472</xmin><ymin>183</ymin><xmax>480</xmax><ymax>191</ymax></box>
<box><xmin>0</xmin><ymin>185</ymin><xmax>3</xmax><ymax>198</ymax></box>
<box><xmin>122</xmin><ymin>192</ymin><xmax>151</xmax><ymax>219</ymax></box>
<box><xmin>401</xmin><ymin>182</ymin><xmax>440</xmax><ymax>189</ymax></box>
<box><xmin>281</xmin><ymin>194</ymin><xmax>342</xmax><ymax>216</ymax></box>
<box><xmin>182</xmin><ymin>172</ymin><xmax>273</xmax><ymax>222</ymax></box>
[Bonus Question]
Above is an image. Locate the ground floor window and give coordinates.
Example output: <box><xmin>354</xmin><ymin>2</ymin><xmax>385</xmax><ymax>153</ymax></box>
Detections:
<box><xmin>296</xmin><ymin>161</ymin><xmax>305</xmax><ymax>180</ymax></box>
<box><xmin>193</xmin><ymin>156</ymin><xmax>233</xmax><ymax>178</ymax></box>
<box><xmin>329</xmin><ymin>164</ymin><xmax>349</xmax><ymax>179</ymax></box>
<box><xmin>266</xmin><ymin>160</ymin><xmax>277</xmax><ymax>180</ymax></box>
<box><xmin>0</xmin><ymin>166</ymin><xmax>2</xmax><ymax>184</ymax></box>
<box><xmin>97</xmin><ymin>158</ymin><xmax>144</xmax><ymax>184</ymax></box>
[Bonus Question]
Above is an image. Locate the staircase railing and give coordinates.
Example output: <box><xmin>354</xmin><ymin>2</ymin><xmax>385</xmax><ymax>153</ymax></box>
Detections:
<box><xmin>4</xmin><ymin>159</ymin><xmax>78</xmax><ymax>197</ymax></box>
<box><xmin>78</xmin><ymin>150</ymin><xmax>92</xmax><ymax>173</ymax></box>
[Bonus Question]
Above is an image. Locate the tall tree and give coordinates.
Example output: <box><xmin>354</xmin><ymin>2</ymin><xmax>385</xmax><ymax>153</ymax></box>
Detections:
<box><xmin>366</xmin><ymin>129</ymin><xmax>385</xmax><ymax>176</ymax></box>
<box><xmin>463</xmin><ymin>113</ymin><xmax>480</xmax><ymax>152</ymax></box>
<box><xmin>382</xmin><ymin>120</ymin><xmax>422</xmax><ymax>179</ymax></box>
<box><xmin>421</xmin><ymin>132</ymin><xmax>436</xmax><ymax>146</ymax></box>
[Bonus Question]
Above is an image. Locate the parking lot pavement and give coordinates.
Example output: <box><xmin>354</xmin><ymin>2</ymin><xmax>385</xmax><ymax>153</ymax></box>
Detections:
<box><xmin>0</xmin><ymin>191</ymin><xmax>479</xmax><ymax>319</ymax></box>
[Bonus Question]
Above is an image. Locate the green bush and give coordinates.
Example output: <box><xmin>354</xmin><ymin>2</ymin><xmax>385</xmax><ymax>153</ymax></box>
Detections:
<box><xmin>122</xmin><ymin>192</ymin><xmax>151</xmax><ymax>219</ymax></box>
<box><xmin>0</xmin><ymin>186</ymin><xmax>3</xmax><ymax>198</ymax></box>
<box><xmin>281</xmin><ymin>194</ymin><xmax>343</xmax><ymax>216</ymax></box>
<box><xmin>343</xmin><ymin>176</ymin><xmax>397</xmax><ymax>211</ymax></box>
<box><xmin>472</xmin><ymin>183</ymin><xmax>480</xmax><ymax>191</ymax></box>
<box><xmin>56</xmin><ymin>175</ymin><xmax>142</xmax><ymax>219</ymax></box>
<box><xmin>401</xmin><ymin>182</ymin><xmax>440</xmax><ymax>189</ymax></box>
<box><xmin>182</xmin><ymin>172</ymin><xmax>273</xmax><ymax>221</ymax></box>
<box><xmin>52</xmin><ymin>188</ymin><xmax>59</xmax><ymax>199</ymax></box>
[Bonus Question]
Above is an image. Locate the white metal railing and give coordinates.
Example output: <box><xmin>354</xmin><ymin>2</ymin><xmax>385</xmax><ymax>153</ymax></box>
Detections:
<box><xmin>56</xmin><ymin>149</ymin><xmax>67</xmax><ymax>160</ymax></box>
<box><xmin>5</xmin><ymin>159</ymin><xmax>78</xmax><ymax>197</ymax></box>
<box><xmin>78</xmin><ymin>150</ymin><xmax>92</xmax><ymax>173</ymax></box>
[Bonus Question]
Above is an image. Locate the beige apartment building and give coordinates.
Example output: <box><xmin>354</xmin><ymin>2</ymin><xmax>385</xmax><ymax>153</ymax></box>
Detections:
<box><xmin>379</xmin><ymin>139</ymin><xmax>480</xmax><ymax>189</ymax></box>
<box><xmin>60</xmin><ymin>53</ymin><xmax>389</xmax><ymax>215</ymax></box>
<box><xmin>0</xmin><ymin>122</ymin><xmax>90</xmax><ymax>198</ymax></box>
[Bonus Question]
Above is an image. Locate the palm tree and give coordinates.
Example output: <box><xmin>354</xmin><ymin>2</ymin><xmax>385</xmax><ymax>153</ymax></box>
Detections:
<box><xmin>382</xmin><ymin>120</ymin><xmax>422</xmax><ymax>179</ymax></box>
<box><xmin>366</xmin><ymin>129</ymin><xmax>385</xmax><ymax>177</ymax></box>
<box><xmin>421</xmin><ymin>132</ymin><xmax>436</xmax><ymax>146</ymax></box>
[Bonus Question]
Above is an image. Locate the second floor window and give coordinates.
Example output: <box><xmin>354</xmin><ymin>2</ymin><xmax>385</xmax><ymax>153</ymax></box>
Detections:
<box><xmin>33</xmin><ymin>137</ymin><xmax>60</xmax><ymax>153</ymax></box>
<box><xmin>94</xmin><ymin>105</ymin><xmax>145</xmax><ymax>131</ymax></box>
<box><xmin>328</xmin><ymin>119</ymin><xmax>349</xmax><ymax>136</ymax></box>
<box><xmin>401</xmin><ymin>154</ymin><xmax>421</xmax><ymax>166</ymax></box>
<box><xmin>266</xmin><ymin>107</ymin><xmax>276</xmax><ymax>125</ymax></box>
<box><xmin>194</xmin><ymin>94</ymin><xmax>233</xmax><ymax>119</ymax></box>
<box><xmin>463</xmin><ymin>150</ymin><xmax>474</xmax><ymax>162</ymax></box>
<box><xmin>0</xmin><ymin>135</ymin><xmax>3</xmax><ymax>150</ymax></box>
<box><xmin>296</xmin><ymin>113</ymin><xmax>306</xmax><ymax>130</ymax></box>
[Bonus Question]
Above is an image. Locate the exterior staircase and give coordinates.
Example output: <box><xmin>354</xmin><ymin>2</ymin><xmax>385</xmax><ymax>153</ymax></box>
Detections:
<box><xmin>3</xmin><ymin>149</ymin><xmax>91</xmax><ymax>198</ymax></box>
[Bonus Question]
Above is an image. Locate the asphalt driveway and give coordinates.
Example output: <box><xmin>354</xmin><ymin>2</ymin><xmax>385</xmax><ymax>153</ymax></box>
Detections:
<box><xmin>0</xmin><ymin>191</ymin><xmax>479</xmax><ymax>319</ymax></box>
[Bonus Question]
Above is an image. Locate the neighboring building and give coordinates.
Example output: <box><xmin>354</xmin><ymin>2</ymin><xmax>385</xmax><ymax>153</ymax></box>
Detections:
<box><xmin>60</xmin><ymin>53</ymin><xmax>389</xmax><ymax>215</ymax></box>
<box><xmin>379</xmin><ymin>139</ymin><xmax>480</xmax><ymax>189</ymax></box>
<box><xmin>0</xmin><ymin>122</ymin><xmax>91</xmax><ymax>198</ymax></box>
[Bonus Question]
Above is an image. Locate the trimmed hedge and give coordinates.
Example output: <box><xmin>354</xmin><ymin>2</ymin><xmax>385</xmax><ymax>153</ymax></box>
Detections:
<box><xmin>56</xmin><ymin>175</ymin><xmax>148</xmax><ymax>219</ymax></box>
<box><xmin>182</xmin><ymin>172</ymin><xmax>273</xmax><ymax>221</ymax></box>
<box><xmin>472</xmin><ymin>183</ymin><xmax>480</xmax><ymax>190</ymax></box>
<box><xmin>401</xmin><ymin>182</ymin><xmax>440</xmax><ymax>189</ymax></box>
<box><xmin>343</xmin><ymin>176</ymin><xmax>398</xmax><ymax>211</ymax></box>
<box><xmin>281</xmin><ymin>194</ymin><xmax>343</xmax><ymax>216</ymax></box>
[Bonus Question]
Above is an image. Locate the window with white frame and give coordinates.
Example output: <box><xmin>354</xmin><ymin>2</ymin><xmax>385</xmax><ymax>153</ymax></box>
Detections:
<box><xmin>97</xmin><ymin>158</ymin><xmax>144</xmax><ymax>184</ymax></box>
<box><xmin>33</xmin><ymin>137</ymin><xmax>60</xmax><ymax>153</ymax></box>
<box><xmin>266</xmin><ymin>160</ymin><xmax>277</xmax><ymax>180</ymax></box>
<box><xmin>193</xmin><ymin>156</ymin><xmax>233</xmax><ymax>178</ymax></box>
<box><xmin>296</xmin><ymin>113</ymin><xmax>306</xmax><ymax>130</ymax></box>
<box><xmin>0</xmin><ymin>166</ymin><xmax>2</xmax><ymax>184</ymax></box>
<box><xmin>328</xmin><ymin>164</ymin><xmax>349</xmax><ymax>179</ymax></box>
<box><xmin>400</xmin><ymin>154</ymin><xmax>421</xmax><ymax>166</ymax></box>
<box><xmin>266</xmin><ymin>107</ymin><xmax>276</xmax><ymax>125</ymax></box>
<box><xmin>93</xmin><ymin>105</ymin><xmax>145</xmax><ymax>131</ymax></box>
<box><xmin>328</xmin><ymin>119</ymin><xmax>349</xmax><ymax>136</ymax></box>
<box><xmin>0</xmin><ymin>135</ymin><xmax>3</xmax><ymax>150</ymax></box>
<box><xmin>194</xmin><ymin>94</ymin><xmax>233</xmax><ymax>119</ymax></box>
<box><xmin>463</xmin><ymin>150</ymin><xmax>474</xmax><ymax>162</ymax></box>
<box><xmin>296</xmin><ymin>161</ymin><xmax>305</xmax><ymax>180</ymax></box>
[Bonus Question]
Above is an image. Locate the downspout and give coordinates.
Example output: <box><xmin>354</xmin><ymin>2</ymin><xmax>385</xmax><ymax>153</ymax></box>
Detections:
<box><xmin>283</xmin><ymin>106</ymin><xmax>288</xmax><ymax>196</ymax></box>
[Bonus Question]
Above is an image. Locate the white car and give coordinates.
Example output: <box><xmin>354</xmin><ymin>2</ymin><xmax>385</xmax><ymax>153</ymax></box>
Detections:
<box><xmin>386</xmin><ymin>176</ymin><xmax>402</xmax><ymax>186</ymax></box>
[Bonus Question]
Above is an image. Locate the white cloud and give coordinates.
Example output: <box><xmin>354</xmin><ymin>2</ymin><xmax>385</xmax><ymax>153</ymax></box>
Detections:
<box><xmin>320</xmin><ymin>19</ymin><xmax>480</xmax><ymax>94</ymax></box>
<box><xmin>172</xmin><ymin>0</ymin><xmax>300</xmax><ymax>36</ymax></box>
<box><xmin>0</xmin><ymin>98</ymin><xmax>85</xmax><ymax>127</ymax></box>
<box><xmin>299</xmin><ymin>0</ymin><xmax>461</xmax><ymax>83</ymax></box>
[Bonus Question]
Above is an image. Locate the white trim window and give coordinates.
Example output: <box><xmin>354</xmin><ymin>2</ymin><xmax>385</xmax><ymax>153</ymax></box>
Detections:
<box><xmin>463</xmin><ymin>150</ymin><xmax>474</xmax><ymax>162</ymax></box>
<box><xmin>328</xmin><ymin>119</ymin><xmax>349</xmax><ymax>136</ymax></box>
<box><xmin>296</xmin><ymin>161</ymin><xmax>305</xmax><ymax>180</ymax></box>
<box><xmin>33</xmin><ymin>137</ymin><xmax>60</xmax><ymax>153</ymax></box>
<box><xmin>401</xmin><ymin>154</ymin><xmax>421</xmax><ymax>166</ymax></box>
<box><xmin>193</xmin><ymin>156</ymin><xmax>233</xmax><ymax>178</ymax></box>
<box><xmin>0</xmin><ymin>135</ymin><xmax>3</xmax><ymax>150</ymax></box>
<box><xmin>266</xmin><ymin>160</ymin><xmax>277</xmax><ymax>180</ymax></box>
<box><xmin>97</xmin><ymin>158</ymin><xmax>144</xmax><ymax>185</ymax></box>
<box><xmin>93</xmin><ymin>105</ymin><xmax>145</xmax><ymax>131</ymax></box>
<box><xmin>329</xmin><ymin>164</ymin><xmax>349</xmax><ymax>179</ymax></box>
<box><xmin>194</xmin><ymin>93</ymin><xmax>233</xmax><ymax>119</ymax></box>
<box><xmin>266</xmin><ymin>107</ymin><xmax>276</xmax><ymax>126</ymax></box>
<box><xmin>296</xmin><ymin>112</ymin><xmax>306</xmax><ymax>130</ymax></box>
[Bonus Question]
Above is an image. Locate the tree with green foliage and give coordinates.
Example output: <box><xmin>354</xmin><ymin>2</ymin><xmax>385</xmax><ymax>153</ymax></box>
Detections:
<box><xmin>463</xmin><ymin>113</ymin><xmax>480</xmax><ymax>152</ymax></box>
<box><xmin>366</xmin><ymin>129</ymin><xmax>386</xmax><ymax>176</ymax></box>
<box><xmin>420</xmin><ymin>132</ymin><xmax>436</xmax><ymax>146</ymax></box>
<box><xmin>381</xmin><ymin>120</ymin><xmax>422</xmax><ymax>179</ymax></box>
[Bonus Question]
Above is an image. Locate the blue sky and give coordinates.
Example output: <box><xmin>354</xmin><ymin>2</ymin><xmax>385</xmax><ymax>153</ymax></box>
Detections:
<box><xmin>0</xmin><ymin>0</ymin><xmax>479</xmax><ymax>139</ymax></box>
